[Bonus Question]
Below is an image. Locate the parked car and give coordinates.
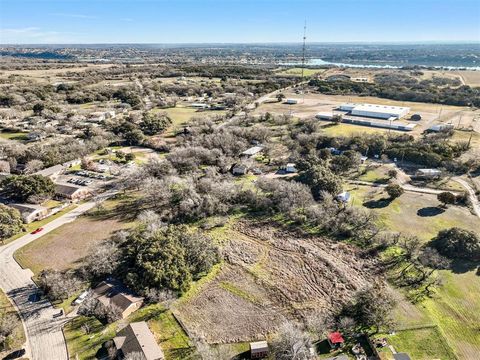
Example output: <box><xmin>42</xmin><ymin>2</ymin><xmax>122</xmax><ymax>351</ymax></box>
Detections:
<box><xmin>73</xmin><ymin>290</ymin><xmax>89</xmax><ymax>305</ymax></box>
<box><xmin>31</xmin><ymin>227</ymin><xmax>44</xmax><ymax>234</ymax></box>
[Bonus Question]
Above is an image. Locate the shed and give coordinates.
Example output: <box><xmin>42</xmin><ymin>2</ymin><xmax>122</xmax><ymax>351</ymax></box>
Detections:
<box><xmin>336</xmin><ymin>191</ymin><xmax>351</xmax><ymax>203</ymax></box>
<box><xmin>241</xmin><ymin>146</ymin><xmax>264</xmax><ymax>157</ymax></box>
<box><xmin>285</xmin><ymin>163</ymin><xmax>297</xmax><ymax>173</ymax></box>
<box><xmin>250</xmin><ymin>341</ymin><xmax>269</xmax><ymax>359</ymax></box>
<box><xmin>327</xmin><ymin>332</ymin><xmax>345</xmax><ymax>349</ymax></box>
<box><xmin>415</xmin><ymin>168</ymin><xmax>442</xmax><ymax>179</ymax></box>
<box><xmin>232</xmin><ymin>164</ymin><xmax>248</xmax><ymax>176</ymax></box>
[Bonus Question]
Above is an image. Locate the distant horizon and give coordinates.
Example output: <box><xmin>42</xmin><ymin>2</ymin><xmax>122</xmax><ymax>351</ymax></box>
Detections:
<box><xmin>1</xmin><ymin>0</ymin><xmax>479</xmax><ymax>44</ymax></box>
<box><xmin>2</xmin><ymin>41</ymin><xmax>479</xmax><ymax>46</ymax></box>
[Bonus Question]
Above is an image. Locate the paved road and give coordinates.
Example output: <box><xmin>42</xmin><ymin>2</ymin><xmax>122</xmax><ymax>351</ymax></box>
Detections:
<box><xmin>453</xmin><ymin>177</ymin><xmax>480</xmax><ymax>218</ymax></box>
<box><xmin>0</xmin><ymin>200</ymin><xmax>103</xmax><ymax>360</ymax></box>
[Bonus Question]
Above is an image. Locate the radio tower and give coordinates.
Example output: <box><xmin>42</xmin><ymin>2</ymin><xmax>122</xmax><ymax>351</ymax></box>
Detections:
<box><xmin>301</xmin><ymin>20</ymin><xmax>307</xmax><ymax>79</ymax></box>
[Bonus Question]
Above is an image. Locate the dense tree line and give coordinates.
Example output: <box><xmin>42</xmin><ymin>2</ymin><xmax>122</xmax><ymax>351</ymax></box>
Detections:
<box><xmin>309</xmin><ymin>79</ymin><xmax>480</xmax><ymax>107</ymax></box>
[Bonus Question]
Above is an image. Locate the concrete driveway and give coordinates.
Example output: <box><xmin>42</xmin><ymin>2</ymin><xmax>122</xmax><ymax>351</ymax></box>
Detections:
<box><xmin>0</xmin><ymin>200</ymin><xmax>102</xmax><ymax>360</ymax></box>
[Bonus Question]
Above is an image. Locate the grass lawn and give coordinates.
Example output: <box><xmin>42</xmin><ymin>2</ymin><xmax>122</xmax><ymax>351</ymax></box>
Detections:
<box><xmin>420</xmin><ymin>268</ymin><xmax>480</xmax><ymax>359</ymax></box>
<box><xmin>156</xmin><ymin>106</ymin><xmax>226</xmax><ymax>135</ymax></box>
<box><xmin>130</xmin><ymin>305</ymin><xmax>194</xmax><ymax>360</ymax></box>
<box><xmin>375</xmin><ymin>327</ymin><xmax>456</xmax><ymax>360</ymax></box>
<box><xmin>320</xmin><ymin>123</ymin><xmax>394</xmax><ymax>137</ymax></box>
<box><xmin>64</xmin><ymin>304</ymin><xmax>194</xmax><ymax>360</ymax></box>
<box><xmin>4</xmin><ymin>204</ymin><xmax>77</xmax><ymax>245</ymax></box>
<box><xmin>64</xmin><ymin>316</ymin><xmax>116</xmax><ymax>360</ymax></box>
<box><xmin>0</xmin><ymin>290</ymin><xmax>25</xmax><ymax>357</ymax></box>
<box><xmin>0</xmin><ymin>131</ymin><xmax>28</xmax><ymax>141</ymax></box>
<box><xmin>276</xmin><ymin>67</ymin><xmax>326</xmax><ymax>77</ymax></box>
<box><xmin>347</xmin><ymin>184</ymin><xmax>479</xmax><ymax>241</ymax></box>
<box><xmin>14</xmin><ymin>198</ymin><xmax>135</xmax><ymax>275</ymax></box>
<box><xmin>348</xmin><ymin>183</ymin><xmax>480</xmax><ymax>359</ymax></box>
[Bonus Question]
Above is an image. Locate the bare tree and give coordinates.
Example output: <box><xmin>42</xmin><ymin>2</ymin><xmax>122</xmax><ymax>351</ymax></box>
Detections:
<box><xmin>271</xmin><ymin>322</ymin><xmax>313</xmax><ymax>360</ymax></box>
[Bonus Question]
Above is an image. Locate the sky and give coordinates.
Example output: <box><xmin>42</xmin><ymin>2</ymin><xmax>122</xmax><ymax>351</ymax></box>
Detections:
<box><xmin>1</xmin><ymin>0</ymin><xmax>479</xmax><ymax>44</ymax></box>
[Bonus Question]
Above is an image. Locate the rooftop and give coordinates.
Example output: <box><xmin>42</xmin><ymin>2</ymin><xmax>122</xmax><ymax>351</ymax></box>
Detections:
<box><xmin>327</xmin><ymin>332</ymin><xmax>345</xmax><ymax>344</ymax></box>
<box><xmin>114</xmin><ymin>321</ymin><xmax>164</xmax><ymax>360</ymax></box>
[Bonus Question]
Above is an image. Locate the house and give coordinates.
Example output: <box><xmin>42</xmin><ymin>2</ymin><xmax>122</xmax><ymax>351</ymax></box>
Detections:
<box><xmin>240</xmin><ymin>146</ymin><xmax>264</xmax><ymax>158</ymax></box>
<box><xmin>92</xmin><ymin>279</ymin><xmax>144</xmax><ymax>319</ymax></box>
<box><xmin>415</xmin><ymin>168</ymin><xmax>442</xmax><ymax>179</ymax></box>
<box><xmin>54</xmin><ymin>183</ymin><xmax>91</xmax><ymax>201</ymax></box>
<box><xmin>250</xmin><ymin>341</ymin><xmax>269</xmax><ymax>359</ymax></box>
<box><xmin>327</xmin><ymin>332</ymin><xmax>345</xmax><ymax>349</ymax></box>
<box><xmin>232</xmin><ymin>164</ymin><xmax>248</xmax><ymax>176</ymax></box>
<box><xmin>9</xmin><ymin>203</ymin><xmax>49</xmax><ymax>224</ymax></box>
<box><xmin>34</xmin><ymin>164</ymin><xmax>65</xmax><ymax>181</ymax></box>
<box><xmin>393</xmin><ymin>353</ymin><xmax>412</xmax><ymax>360</ymax></box>
<box><xmin>113</xmin><ymin>321</ymin><xmax>164</xmax><ymax>360</ymax></box>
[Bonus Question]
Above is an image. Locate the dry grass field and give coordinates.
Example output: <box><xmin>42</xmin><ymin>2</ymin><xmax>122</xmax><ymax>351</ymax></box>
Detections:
<box><xmin>0</xmin><ymin>64</ymin><xmax>114</xmax><ymax>83</ymax></box>
<box><xmin>453</xmin><ymin>70</ymin><xmax>480</xmax><ymax>87</ymax></box>
<box><xmin>347</xmin><ymin>183</ymin><xmax>480</xmax><ymax>359</ymax></box>
<box><xmin>14</xmin><ymin>198</ymin><xmax>135</xmax><ymax>275</ymax></box>
<box><xmin>173</xmin><ymin>221</ymin><xmax>379</xmax><ymax>344</ymax></box>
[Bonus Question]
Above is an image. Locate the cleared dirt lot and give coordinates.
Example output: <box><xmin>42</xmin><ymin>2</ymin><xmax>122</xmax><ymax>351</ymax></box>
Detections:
<box><xmin>173</xmin><ymin>221</ymin><xmax>379</xmax><ymax>344</ymax></box>
<box><xmin>14</xmin><ymin>202</ymin><xmax>134</xmax><ymax>274</ymax></box>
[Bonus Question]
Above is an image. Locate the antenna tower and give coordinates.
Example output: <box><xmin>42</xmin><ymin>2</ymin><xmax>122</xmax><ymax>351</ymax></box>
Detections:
<box><xmin>301</xmin><ymin>20</ymin><xmax>307</xmax><ymax>79</ymax></box>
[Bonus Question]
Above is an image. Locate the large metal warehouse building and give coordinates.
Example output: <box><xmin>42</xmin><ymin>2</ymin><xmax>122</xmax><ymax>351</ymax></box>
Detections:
<box><xmin>339</xmin><ymin>103</ymin><xmax>410</xmax><ymax>120</ymax></box>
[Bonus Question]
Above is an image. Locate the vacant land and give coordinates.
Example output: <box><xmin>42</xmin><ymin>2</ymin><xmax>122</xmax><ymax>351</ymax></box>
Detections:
<box><xmin>454</xmin><ymin>70</ymin><xmax>480</xmax><ymax>86</ymax></box>
<box><xmin>276</xmin><ymin>67</ymin><xmax>326</xmax><ymax>77</ymax></box>
<box><xmin>347</xmin><ymin>183</ymin><xmax>480</xmax><ymax>359</ymax></box>
<box><xmin>14</xmin><ymin>199</ymin><xmax>135</xmax><ymax>275</ymax></box>
<box><xmin>173</xmin><ymin>221</ymin><xmax>379</xmax><ymax>344</ymax></box>
<box><xmin>321</xmin><ymin>123</ymin><xmax>392</xmax><ymax>137</ymax></box>
<box><xmin>347</xmin><ymin>184</ymin><xmax>479</xmax><ymax>241</ymax></box>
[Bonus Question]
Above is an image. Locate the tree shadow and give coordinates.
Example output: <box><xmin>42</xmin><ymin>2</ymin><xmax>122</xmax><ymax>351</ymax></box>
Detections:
<box><xmin>363</xmin><ymin>197</ymin><xmax>392</xmax><ymax>209</ymax></box>
<box><xmin>449</xmin><ymin>258</ymin><xmax>480</xmax><ymax>274</ymax></box>
<box><xmin>417</xmin><ymin>207</ymin><xmax>445</xmax><ymax>217</ymax></box>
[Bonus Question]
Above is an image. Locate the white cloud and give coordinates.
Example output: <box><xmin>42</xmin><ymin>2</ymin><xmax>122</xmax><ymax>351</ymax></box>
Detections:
<box><xmin>51</xmin><ymin>13</ymin><xmax>97</xmax><ymax>19</ymax></box>
<box><xmin>0</xmin><ymin>27</ymin><xmax>83</xmax><ymax>43</ymax></box>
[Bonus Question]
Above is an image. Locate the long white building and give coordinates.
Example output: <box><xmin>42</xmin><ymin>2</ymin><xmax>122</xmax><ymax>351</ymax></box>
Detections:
<box><xmin>339</xmin><ymin>103</ymin><xmax>410</xmax><ymax>120</ymax></box>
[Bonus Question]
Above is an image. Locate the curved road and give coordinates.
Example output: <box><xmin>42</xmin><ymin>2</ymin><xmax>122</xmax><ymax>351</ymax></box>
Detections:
<box><xmin>453</xmin><ymin>177</ymin><xmax>480</xmax><ymax>218</ymax></box>
<box><xmin>0</xmin><ymin>200</ymin><xmax>105</xmax><ymax>360</ymax></box>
